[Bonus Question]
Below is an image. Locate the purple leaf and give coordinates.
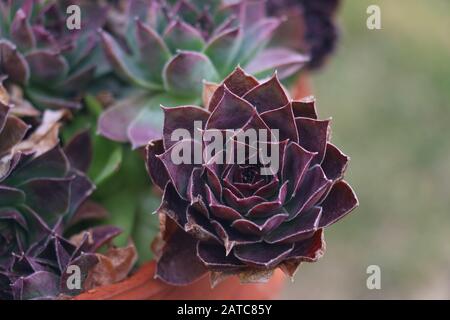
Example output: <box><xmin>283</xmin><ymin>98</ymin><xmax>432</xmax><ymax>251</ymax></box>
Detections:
<box><xmin>285</xmin><ymin>165</ymin><xmax>332</xmax><ymax>220</ymax></box>
<box><xmin>321</xmin><ymin>143</ymin><xmax>349</xmax><ymax>181</ymax></box>
<box><xmin>281</xmin><ymin>142</ymin><xmax>315</xmax><ymax>197</ymax></box>
<box><xmin>25</xmin><ymin>50</ymin><xmax>69</xmax><ymax>83</ymax></box>
<box><xmin>260</xmin><ymin>103</ymin><xmax>299</xmax><ymax>142</ymax></box>
<box><xmin>146</xmin><ymin>139</ymin><xmax>170</xmax><ymax>191</ymax></box>
<box><xmin>222</xmin><ymin>188</ymin><xmax>266</xmax><ymax>213</ymax></box>
<box><xmin>10</xmin><ymin>8</ymin><xmax>35</xmax><ymax>50</ymax></box>
<box><xmin>156</xmin><ymin>227</ymin><xmax>207</xmax><ymax>285</ymax></box>
<box><xmin>231</xmin><ymin>212</ymin><xmax>288</xmax><ymax>236</ymax></box>
<box><xmin>157</xmin><ymin>182</ymin><xmax>189</xmax><ymax>228</ymax></box>
<box><xmin>197</xmin><ymin>242</ymin><xmax>244</xmax><ymax>270</ymax></box>
<box><xmin>292</xmin><ymin>96</ymin><xmax>318</xmax><ymax>119</ymax></box>
<box><xmin>265</xmin><ymin>207</ymin><xmax>322</xmax><ymax>244</ymax></box>
<box><xmin>246</xmin><ymin>47</ymin><xmax>308</xmax><ymax>79</ymax></box>
<box><xmin>288</xmin><ymin>229</ymin><xmax>325</xmax><ymax>263</ymax></box>
<box><xmin>234</xmin><ymin>242</ymin><xmax>294</xmax><ymax>269</ymax></box>
<box><xmin>0</xmin><ymin>40</ymin><xmax>29</xmax><ymax>84</ymax></box>
<box><xmin>21</xmin><ymin>177</ymin><xmax>73</xmax><ymax>221</ymax></box>
<box><xmin>64</xmin><ymin>130</ymin><xmax>92</xmax><ymax>173</ymax></box>
<box><xmin>242</xmin><ymin>74</ymin><xmax>289</xmax><ymax>113</ymax></box>
<box><xmin>12</xmin><ymin>271</ymin><xmax>59</xmax><ymax>300</ymax></box>
<box><xmin>296</xmin><ymin>117</ymin><xmax>330</xmax><ymax>165</ymax></box>
<box><xmin>206</xmin><ymin>87</ymin><xmax>255</xmax><ymax>130</ymax></box>
<box><xmin>246</xmin><ymin>181</ymin><xmax>289</xmax><ymax>218</ymax></box>
<box><xmin>210</xmin><ymin>220</ymin><xmax>261</xmax><ymax>255</ymax></box>
<box><xmin>158</xmin><ymin>139</ymin><xmax>202</xmax><ymax>199</ymax></box>
<box><xmin>98</xmin><ymin>94</ymin><xmax>144</xmax><ymax>142</ymax></box>
<box><xmin>163</xmin><ymin>105</ymin><xmax>210</xmax><ymax>149</ymax></box>
<box><xmin>67</xmin><ymin>173</ymin><xmax>95</xmax><ymax>216</ymax></box>
<box><xmin>318</xmin><ymin>181</ymin><xmax>359</xmax><ymax>228</ymax></box>
<box><xmin>222</xmin><ymin>66</ymin><xmax>259</xmax><ymax>97</ymax></box>
<box><xmin>185</xmin><ymin>207</ymin><xmax>221</xmax><ymax>243</ymax></box>
<box><xmin>6</xmin><ymin>147</ymin><xmax>69</xmax><ymax>186</ymax></box>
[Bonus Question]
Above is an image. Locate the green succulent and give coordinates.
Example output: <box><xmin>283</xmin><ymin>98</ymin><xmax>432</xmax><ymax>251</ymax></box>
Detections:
<box><xmin>98</xmin><ymin>0</ymin><xmax>308</xmax><ymax>148</ymax></box>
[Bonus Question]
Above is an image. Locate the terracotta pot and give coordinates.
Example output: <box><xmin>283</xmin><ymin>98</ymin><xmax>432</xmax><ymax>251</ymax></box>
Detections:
<box><xmin>74</xmin><ymin>261</ymin><xmax>286</xmax><ymax>300</ymax></box>
<box><xmin>291</xmin><ymin>72</ymin><xmax>312</xmax><ymax>100</ymax></box>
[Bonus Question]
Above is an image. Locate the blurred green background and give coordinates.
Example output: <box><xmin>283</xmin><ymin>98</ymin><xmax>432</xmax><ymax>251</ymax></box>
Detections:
<box><xmin>281</xmin><ymin>0</ymin><xmax>450</xmax><ymax>299</ymax></box>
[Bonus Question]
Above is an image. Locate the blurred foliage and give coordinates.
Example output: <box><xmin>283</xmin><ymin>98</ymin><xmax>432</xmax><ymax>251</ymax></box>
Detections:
<box><xmin>282</xmin><ymin>0</ymin><xmax>450</xmax><ymax>299</ymax></box>
<box><xmin>62</xmin><ymin>95</ymin><xmax>160</xmax><ymax>265</ymax></box>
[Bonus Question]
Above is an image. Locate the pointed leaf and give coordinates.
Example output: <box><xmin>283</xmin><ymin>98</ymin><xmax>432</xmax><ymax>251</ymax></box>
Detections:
<box><xmin>163</xmin><ymin>20</ymin><xmax>205</xmax><ymax>53</ymax></box>
<box><xmin>234</xmin><ymin>242</ymin><xmax>294</xmax><ymax>269</ymax></box>
<box><xmin>0</xmin><ymin>39</ymin><xmax>29</xmax><ymax>84</ymax></box>
<box><xmin>243</xmin><ymin>74</ymin><xmax>289</xmax><ymax>113</ymax></box>
<box><xmin>246</xmin><ymin>47</ymin><xmax>308</xmax><ymax>79</ymax></box>
<box><xmin>319</xmin><ymin>181</ymin><xmax>359</xmax><ymax>228</ymax></box>
<box><xmin>135</xmin><ymin>20</ymin><xmax>171</xmax><ymax>83</ymax></box>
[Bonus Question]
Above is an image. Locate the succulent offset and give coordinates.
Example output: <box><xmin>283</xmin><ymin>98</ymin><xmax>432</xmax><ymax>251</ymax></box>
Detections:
<box><xmin>146</xmin><ymin>67</ymin><xmax>358</xmax><ymax>285</ymax></box>
<box><xmin>0</xmin><ymin>85</ymin><xmax>123</xmax><ymax>299</ymax></box>
<box><xmin>0</xmin><ymin>0</ymin><xmax>108</xmax><ymax>110</ymax></box>
<box><xmin>98</xmin><ymin>0</ymin><xmax>308</xmax><ymax>148</ymax></box>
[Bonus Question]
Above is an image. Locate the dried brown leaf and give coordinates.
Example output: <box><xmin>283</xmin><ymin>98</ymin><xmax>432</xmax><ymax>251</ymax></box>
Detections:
<box><xmin>14</xmin><ymin>109</ymin><xmax>67</xmax><ymax>156</ymax></box>
<box><xmin>202</xmin><ymin>81</ymin><xmax>220</xmax><ymax>107</ymax></box>
<box><xmin>238</xmin><ymin>268</ymin><xmax>275</xmax><ymax>284</ymax></box>
<box><xmin>0</xmin><ymin>83</ymin><xmax>9</xmax><ymax>106</ymax></box>
<box><xmin>9</xmin><ymin>85</ymin><xmax>40</xmax><ymax>117</ymax></box>
<box><xmin>84</xmin><ymin>242</ymin><xmax>138</xmax><ymax>289</ymax></box>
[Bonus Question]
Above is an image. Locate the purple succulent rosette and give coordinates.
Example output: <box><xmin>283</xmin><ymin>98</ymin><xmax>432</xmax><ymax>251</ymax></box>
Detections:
<box><xmin>146</xmin><ymin>67</ymin><xmax>358</xmax><ymax>285</ymax></box>
<box><xmin>97</xmin><ymin>0</ymin><xmax>308</xmax><ymax>149</ymax></box>
<box><xmin>267</xmin><ymin>0</ymin><xmax>341</xmax><ymax>70</ymax></box>
<box><xmin>0</xmin><ymin>98</ymin><xmax>120</xmax><ymax>299</ymax></box>
<box><xmin>0</xmin><ymin>0</ymin><xmax>108</xmax><ymax>110</ymax></box>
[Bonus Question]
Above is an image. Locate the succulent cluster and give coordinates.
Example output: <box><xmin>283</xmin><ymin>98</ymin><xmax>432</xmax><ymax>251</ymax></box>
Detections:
<box><xmin>98</xmin><ymin>0</ymin><xmax>309</xmax><ymax>148</ymax></box>
<box><xmin>0</xmin><ymin>0</ymin><xmax>108</xmax><ymax>110</ymax></box>
<box><xmin>267</xmin><ymin>0</ymin><xmax>341</xmax><ymax>70</ymax></box>
<box><xmin>0</xmin><ymin>86</ymin><xmax>123</xmax><ymax>299</ymax></box>
<box><xmin>0</xmin><ymin>0</ymin><xmax>355</xmax><ymax>299</ymax></box>
<box><xmin>146</xmin><ymin>67</ymin><xmax>358</xmax><ymax>285</ymax></box>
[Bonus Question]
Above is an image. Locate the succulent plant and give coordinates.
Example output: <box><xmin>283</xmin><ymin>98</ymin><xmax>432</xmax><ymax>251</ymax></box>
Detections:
<box><xmin>0</xmin><ymin>88</ymin><xmax>122</xmax><ymax>299</ymax></box>
<box><xmin>267</xmin><ymin>0</ymin><xmax>341</xmax><ymax>70</ymax></box>
<box><xmin>146</xmin><ymin>67</ymin><xmax>358</xmax><ymax>285</ymax></box>
<box><xmin>0</xmin><ymin>0</ymin><xmax>108</xmax><ymax>111</ymax></box>
<box><xmin>98</xmin><ymin>0</ymin><xmax>308</xmax><ymax>148</ymax></box>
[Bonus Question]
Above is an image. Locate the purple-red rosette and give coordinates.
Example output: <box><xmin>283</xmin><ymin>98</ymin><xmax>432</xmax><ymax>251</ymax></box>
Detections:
<box><xmin>146</xmin><ymin>67</ymin><xmax>358</xmax><ymax>285</ymax></box>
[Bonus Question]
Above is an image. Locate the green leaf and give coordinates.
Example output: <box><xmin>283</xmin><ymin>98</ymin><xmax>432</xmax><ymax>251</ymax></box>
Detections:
<box><xmin>163</xmin><ymin>20</ymin><xmax>205</xmax><ymax>53</ymax></box>
<box><xmin>100</xmin><ymin>188</ymin><xmax>137</xmax><ymax>247</ymax></box>
<box><xmin>132</xmin><ymin>194</ymin><xmax>161</xmax><ymax>264</ymax></box>
<box><xmin>204</xmin><ymin>28</ymin><xmax>241</xmax><ymax>76</ymax></box>
<box><xmin>163</xmin><ymin>51</ymin><xmax>219</xmax><ymax>97</ymax></box>
<box><xmin>88</xmin><ymin>136</ymin><xmax>123</xmax><ymax>186</ymax></box>
<box><xmin>93</xmin><ymin>148</ymin><xmax>154</xmax><ymax>251</ymax></box>
<box><xmin>84</xmin><ymin>94</ymin><xmax>103</xmax><ymax>118</ymax></box>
